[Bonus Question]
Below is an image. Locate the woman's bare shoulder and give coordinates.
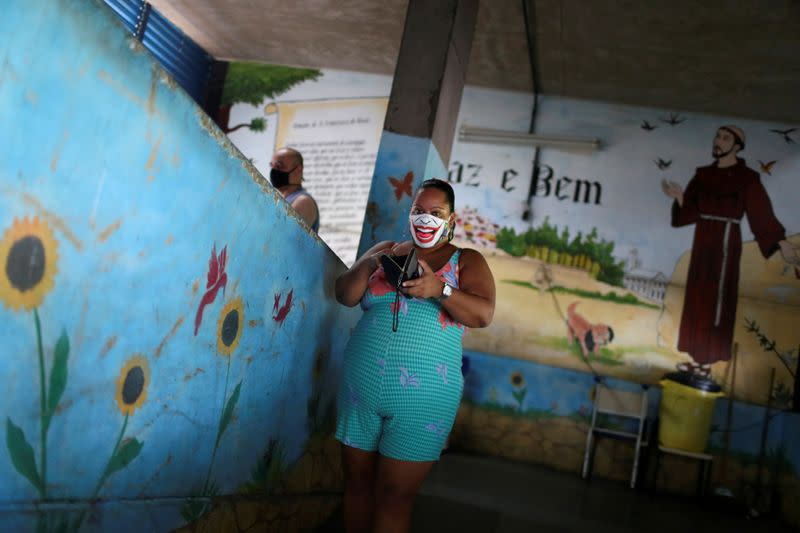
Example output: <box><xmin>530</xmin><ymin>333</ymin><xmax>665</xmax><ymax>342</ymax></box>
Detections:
<box><xmin>458</xmin><ymin>247</ymin><xmax>488</xmax><ymax>264</ymax></box>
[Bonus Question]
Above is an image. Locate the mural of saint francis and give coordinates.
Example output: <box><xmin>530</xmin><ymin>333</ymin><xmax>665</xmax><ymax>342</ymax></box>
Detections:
<box><xmin>661</xmin><ymin>125</ymin><xmax>800</xmax><ymax>375</ymax></box>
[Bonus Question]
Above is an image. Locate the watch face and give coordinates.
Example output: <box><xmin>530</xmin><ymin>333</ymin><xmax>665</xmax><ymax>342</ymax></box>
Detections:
<box><xmin>443</xmin><ymin>284</ymin><xmax>453</xmax><ymax>297</ymax></box>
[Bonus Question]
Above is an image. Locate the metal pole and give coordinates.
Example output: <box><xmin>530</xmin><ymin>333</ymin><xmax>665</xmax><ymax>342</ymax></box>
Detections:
<box><xmin>520</xmin><ymin>0</ymin><xmax>540</xmax><ymax>223</ymax></box>
<box><xmin>719</xmin><ymin>342</ymin><xmax>738</xmax><ymax>491</ymax></box>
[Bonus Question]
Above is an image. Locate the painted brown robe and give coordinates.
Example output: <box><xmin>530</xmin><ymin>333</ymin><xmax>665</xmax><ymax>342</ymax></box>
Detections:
<box><xmin>672</xmin><ymin>158</ymin><xmax>785</xmax><ymax>364</ymax></box>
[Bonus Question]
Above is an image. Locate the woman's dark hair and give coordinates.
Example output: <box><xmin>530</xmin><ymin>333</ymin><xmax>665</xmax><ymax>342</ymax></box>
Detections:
<box><xmin>416</xmin><ymin>178</ymin><xmax>455</xmax><ymax>212</ymax></box>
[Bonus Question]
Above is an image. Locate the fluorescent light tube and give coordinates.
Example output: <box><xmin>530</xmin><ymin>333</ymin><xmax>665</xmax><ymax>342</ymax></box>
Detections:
<box><xmin>459</xmin><ymin>126</ymin><xmax>601</xmax><ymax>151</ymax></box>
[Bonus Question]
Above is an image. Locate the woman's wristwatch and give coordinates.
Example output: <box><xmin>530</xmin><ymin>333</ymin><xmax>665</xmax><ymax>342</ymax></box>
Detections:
<box><xmin>439</xmin><ymin>282</ymin><xmax>454</xmax><ymax>300</ymax></box>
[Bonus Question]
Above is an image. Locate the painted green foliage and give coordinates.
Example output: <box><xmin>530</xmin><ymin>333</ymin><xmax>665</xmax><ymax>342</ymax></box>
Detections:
<box><xmin>5</xmin><ymin>318</ymin><xmax>69</xmax><ymax>502</ymax></box>
<box><xmin>6</xmin><ymin>326</ymin><xmax>71</xmax><ymax>496</ymax></box>
<box><xmin>239</xmin><ymin>438</ymin><xmax>287</xmax><ymax>496</ymax></box>
<box><xmin>6</xmin><ymin>417</ymin><xmax>43</xmax><ymax>494</ymax></box>
<box><xmin>180</xmin><ymin>378</ymin><xmax>243</xmax><ymax>522</ymax></box>
<box><xmin>744</xmin><ymin>318</ymin><xmax>799</xmax><ymax>409</ymax></box>
<box><xmin>216</xmin><ymin>63</ymin><xmax>322</xmax><ymax>134</ymax></box>
<box><xmin>182</xmin><ymin>297</ymin><xmax>246</xmax><ymax>523</ymax></box>
<box><xmin>222</xmin><ymin>63</ymin><xmax>322</xmax><ymax>107</ymax></box>
<box><xmin>496</xmin><ymin>218</ymin><xmax>626</xmax><ymax>286</ymax></box>
<box><xmin>502</xmin><ymin>280</ymin><xmax>658</xmax><ymax>309</ymax></box>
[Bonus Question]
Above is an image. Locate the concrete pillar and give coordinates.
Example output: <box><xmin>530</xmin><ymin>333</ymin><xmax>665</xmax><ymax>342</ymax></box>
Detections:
<box><xmin>357</xmin><ymin>0</ymin><xmax>478</xmax><ymax>256</ymax></box>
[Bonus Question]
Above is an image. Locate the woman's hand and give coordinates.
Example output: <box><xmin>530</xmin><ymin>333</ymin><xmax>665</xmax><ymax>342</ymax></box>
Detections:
<box><xmin>365</xmin><ymin>249</ymin><xmax>387</xmax><ymax>272</ymax></box>
<box><xmin>335</xmin><ymin>240</ymin><xmax>395</xmax><ymax>306</ymax></box>
<box><xmin>390</xmin><ymin>241</ymin><xmax>414</xmax><ymax>257</ymax></box>
<box><xmin>400</xmin><ymin>259</ymin><xmax>444</xmax><ymax>299</ymax></box>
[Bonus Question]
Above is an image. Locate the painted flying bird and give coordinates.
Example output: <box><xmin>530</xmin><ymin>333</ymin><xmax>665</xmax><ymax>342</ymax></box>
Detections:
<box><xmin>641</xmin><ymin>120</ymin><xmax>657</xmax><ymax>131</ymax></box>
<box><xmin>758</xmin><ymin>160</ymin><xmax>777</xmax><ymax>175</ymax></box>
<box><xmin>654</xmin><ymin>158</ymin><xmax>672</xmax><ymax>171</ymax></box>
<box><xmin>769</xmin><ymin>128</ymin><xmax>796</xmax><ymax>144</ymax></box>
<box><xmin>194</xmin><ymin>244</ymin><xmax>228</xmax><ymax>335</ymax></box>
<box><xmin>660</xmin><ymin>113</ymin><xmax>686</xmax><ymax>126</ymax></box>
<box><xmin>273</xmin><ymin>289</ymin><xmax>294</xmax><ymax>325</ymax></box>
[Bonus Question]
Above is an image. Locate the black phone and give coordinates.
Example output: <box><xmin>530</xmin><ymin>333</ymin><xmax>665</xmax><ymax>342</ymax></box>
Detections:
<box><xmin>380</xmin><ymin>249</ymin><xmax>421</xmax><ymax>288</ymax></box>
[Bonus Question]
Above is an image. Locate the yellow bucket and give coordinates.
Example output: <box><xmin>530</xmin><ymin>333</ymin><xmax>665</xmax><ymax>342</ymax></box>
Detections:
<box><xmin>658</xmin><ymin>376</ymin><xmax>724</xmax><ymax>453</ymax></box>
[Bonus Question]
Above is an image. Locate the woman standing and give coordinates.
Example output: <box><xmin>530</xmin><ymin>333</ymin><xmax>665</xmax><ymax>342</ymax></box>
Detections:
<box><xmin>334</xmin><ymin>179</ymin><xmax>496</xmax><ymax>533</ymax></box>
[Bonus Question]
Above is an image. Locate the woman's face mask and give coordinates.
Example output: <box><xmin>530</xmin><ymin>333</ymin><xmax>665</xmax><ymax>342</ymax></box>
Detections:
<box><xmin>409</xmin><ymin>213</ymin><xmax>450</xmax><ymax>248</ymax></box>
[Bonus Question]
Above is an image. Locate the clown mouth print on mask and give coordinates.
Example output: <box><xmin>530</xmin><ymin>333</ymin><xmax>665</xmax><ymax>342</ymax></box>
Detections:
<box><xmin>409</xmin><ymin>214</ymin><xmax>450</xmax><ymax>248</ymax></box>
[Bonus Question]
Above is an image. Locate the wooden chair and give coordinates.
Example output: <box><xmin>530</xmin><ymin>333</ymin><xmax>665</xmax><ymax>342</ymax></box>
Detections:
<box><xmin>582</xmin><ymin>381</ymin><xmax>650</xmax><ymax>489</ymax></box>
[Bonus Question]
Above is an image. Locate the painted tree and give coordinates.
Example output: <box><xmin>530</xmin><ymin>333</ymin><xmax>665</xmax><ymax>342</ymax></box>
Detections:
<box><xmin>216</xmin><ymin>62</ymin><xmax>322</xmax><ymax>134</ymax></box>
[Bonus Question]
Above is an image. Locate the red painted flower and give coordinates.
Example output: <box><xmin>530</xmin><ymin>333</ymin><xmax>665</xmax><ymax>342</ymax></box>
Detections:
<box><xmin>194</xmin><ymin>243</ymin><xmax>228</xmax><ymax>335</ymax></box>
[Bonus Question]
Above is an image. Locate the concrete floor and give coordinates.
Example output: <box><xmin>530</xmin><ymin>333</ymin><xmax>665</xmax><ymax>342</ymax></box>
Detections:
<box><xmin>317</xmin><ymin>452</ymin><xmax>790</xmax><ymax>532</ymax></box>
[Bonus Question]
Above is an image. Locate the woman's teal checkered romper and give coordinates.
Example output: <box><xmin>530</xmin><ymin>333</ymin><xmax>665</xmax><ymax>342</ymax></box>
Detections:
<box><xmin>335</xmin><ymin>250</ymin><xmax>465</xmax><ymax>461</ymax></box>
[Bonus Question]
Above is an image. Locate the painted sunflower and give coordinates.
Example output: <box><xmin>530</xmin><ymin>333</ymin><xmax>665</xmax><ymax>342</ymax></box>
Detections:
<box><xmin>510</xmin><ymin>371</ymin><xmax>525</xmax><ymax>388</ymax></box>
<box><xmin>116</xmin><ymin>355</ymin><xmax>150</xmax><ymax>416</ymax></box>
<box><xmin>217</xmin><ymin>297</ymin><xmax>244</xmax><ymax>356</ymax></box>
<box><xmin>0</xmin><ymin>216</ymin><xmax>58</xmax><ymax>310</ymax></box>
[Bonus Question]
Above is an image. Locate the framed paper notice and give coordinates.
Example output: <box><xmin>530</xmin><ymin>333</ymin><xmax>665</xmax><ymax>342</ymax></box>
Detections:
<box><xmin>268</xmin><ymin>97</ymin><xmax>388</xmax><ymax>265</ymax></box>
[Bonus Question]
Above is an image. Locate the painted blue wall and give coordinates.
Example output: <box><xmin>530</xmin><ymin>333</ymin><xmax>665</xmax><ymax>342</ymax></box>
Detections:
<box><xmin>462</xmin><ymin>349</ymin><xmax>797</xmax><ymax>478</ymax></box>
<box><xmin>0</xmin><ymin>1</ymin><xmax>357</xmax><ymax>531</ymax></box>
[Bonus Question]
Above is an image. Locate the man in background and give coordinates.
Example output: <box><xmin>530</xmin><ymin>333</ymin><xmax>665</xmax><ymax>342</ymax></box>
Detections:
<box><xmin>269</xmin><ymin>147</ymin><xmax>319</xmax><ymax>233</ymax></box>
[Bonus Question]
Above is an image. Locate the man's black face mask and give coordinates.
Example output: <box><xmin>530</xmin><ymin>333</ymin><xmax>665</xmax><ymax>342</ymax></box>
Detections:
<box><xmin>270</xmin><ymin>165</ymin><xmax>297</xmax><ymax>189</ymax></box>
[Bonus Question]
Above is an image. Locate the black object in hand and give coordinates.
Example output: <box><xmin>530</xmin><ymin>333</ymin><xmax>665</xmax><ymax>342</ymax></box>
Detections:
<box><xmin>380</xmin><ymin>250</ymin><xmax>421</xmax><ymax>289</ymax></box>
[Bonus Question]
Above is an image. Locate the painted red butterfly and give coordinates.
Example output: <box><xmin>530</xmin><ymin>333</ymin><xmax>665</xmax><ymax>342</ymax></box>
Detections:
<box><xmin>388</xmin><ymin>171</ymin><xmax>414</xmax><ymax>201</ymax></box>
